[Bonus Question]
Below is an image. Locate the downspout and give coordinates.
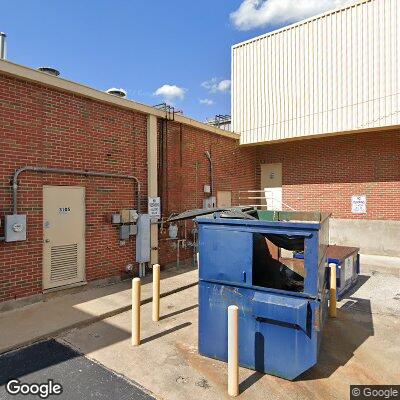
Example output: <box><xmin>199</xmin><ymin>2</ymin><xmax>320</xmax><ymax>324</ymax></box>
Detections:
<box><xmin>12</xmin><ymin>166</ymin><xmax>141</xmax><ymax>215</ymax></box>
<box><xmin>204</xmin><ymin>150</ymin><xmax>214</xmax><ymax>196</ymax></box>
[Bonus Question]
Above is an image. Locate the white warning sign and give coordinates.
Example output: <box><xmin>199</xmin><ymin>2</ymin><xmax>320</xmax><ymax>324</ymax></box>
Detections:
<box><xmin>351</xmin><ymin>195</ymin><xmax>367</xmax><ymax>214</ymax></box>
<box><xmin>148</xmin><ymin>197</ymin><xmax>161</xmax><ymax>219</ymax></box>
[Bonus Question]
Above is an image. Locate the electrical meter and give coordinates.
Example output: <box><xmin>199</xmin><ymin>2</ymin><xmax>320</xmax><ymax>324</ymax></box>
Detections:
<box><xmin>5</xmin><ymin>215</ymin><xmax>27</xmax><ymax>242</ymax></box>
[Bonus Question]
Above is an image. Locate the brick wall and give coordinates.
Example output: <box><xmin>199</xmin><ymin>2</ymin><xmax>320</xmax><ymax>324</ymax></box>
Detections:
<box><xmin>0</xmin><ymin>74</ymin><xmax>148</xmax><ymax>302</ymax></box>
<box><xmin>0</xmin><ymin>73</ymin><xmax>257</xmax><ymax>303</ymax></box>
<box><xmin>157</xmin><ymin>120</ymin><xmax>258</xmax><ymax>265</ymax></box>
<box><xmin>256</xmin><ymin>130</ymin><xmax>400</xmax><ymax>220</ymax></box>
<box><xmin>2</xmin><ymin>71</ymin><xmax>398</xmax><ymax>304</ymax></box>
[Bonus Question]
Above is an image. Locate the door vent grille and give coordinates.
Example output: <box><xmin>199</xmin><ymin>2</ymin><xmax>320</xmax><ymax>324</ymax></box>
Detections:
<box><xmin>50</xmin><ymin>244</ymin><xmax>78</xmax><ymax>282</ymax></box>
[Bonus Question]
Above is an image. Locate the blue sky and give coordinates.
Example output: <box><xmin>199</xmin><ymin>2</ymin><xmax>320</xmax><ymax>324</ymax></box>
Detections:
<box><xmin>0</xmin><ymin>0</ymin><xmax>350</xmax><ymax>122</ymax></box>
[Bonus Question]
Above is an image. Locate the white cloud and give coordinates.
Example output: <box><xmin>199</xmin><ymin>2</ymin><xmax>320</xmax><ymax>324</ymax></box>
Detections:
<box><xmin>217</xmin><ymin>80</ymin><xmax>231</xmax><ymax>92</ymax></box>
<box><xmin>154</xmin><ymin>84</ymin><xmax>186</xmax><ymax>103</ymax></box>
<box><xmin>199</xmin><ymin>98</ymin><xmax>214</xmax><ymax>106</ymax></box>
<box><xmin>201</xmin><ymin>78</ymin><xmax>231</xmax><ymax>93</ymax></box>
<box><xmin>201</xmin><ymin>78</ymin><xmax>216</xmax><ymax>91</ymax></box>
<box><xmin>231</xmin><ymin>0</ymin><xmax>356</xmax><ymax>31</ymax></box>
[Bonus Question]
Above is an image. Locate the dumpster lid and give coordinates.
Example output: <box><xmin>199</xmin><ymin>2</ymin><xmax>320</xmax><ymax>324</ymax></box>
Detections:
<box><xmin>168</xmin><ymin>206</ymin><xmax>255</xmax><ymax>222</ymax></box>
<box><xmin>327</xmin><ymin>245</ymin><xmax>359</xmax><ymax>261</ymax></box>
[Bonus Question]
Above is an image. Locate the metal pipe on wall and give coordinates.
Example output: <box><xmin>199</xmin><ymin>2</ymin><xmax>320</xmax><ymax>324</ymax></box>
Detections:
<box><xmin>164</xmin><ymin>120</ymin><xmax>169</xmax><ymax>213</ymax></box>
<box><xmin>12</xmin><ymin>166</ymin><xmax>142</xmax><ymax>215</ymax></box>
<box><xmin>0</xmin><ymin>32</ymin><xmax>6</xmax><ymax>60</ymax></box>
<box><xmin>195</xmin><ymin>161</ymin><xmax>199</xmax><ymax>208</ymax></box>
<box><xmin>158</xmin><ymin>119</ymin><xmax>169</xmax><ymax>217</ymax></box>
<box><xmin>204</xmin><ymin>150</ymin><xmax>214</xmax><ymax>196</ymax></box>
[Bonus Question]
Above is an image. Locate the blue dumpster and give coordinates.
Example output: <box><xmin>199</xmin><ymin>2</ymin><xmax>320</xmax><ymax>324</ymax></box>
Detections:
<box><xmin>197</xmin><ymin>212</ymin><xmax>330</xmax><ymax>380</ymax></box>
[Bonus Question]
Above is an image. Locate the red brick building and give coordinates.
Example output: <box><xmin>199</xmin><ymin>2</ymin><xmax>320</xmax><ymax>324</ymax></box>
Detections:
<box><xmin>254</xmin><ymin>131</ymin><xmax>400</xmax><ymax>221</ymax></box>
<box><xmin>2</xmin><ymin>8</ymin><xmax>400</xmax><ymax>308</ymax></box>
<box><xmin>0</xmin><ymin>60</ymin><xmax>256</xmax><ymax>306</ymax></box>
<box><xmin>249</xmin><ymin>131</ymin><xmax>400</xmax><ymax>260</ymax></box>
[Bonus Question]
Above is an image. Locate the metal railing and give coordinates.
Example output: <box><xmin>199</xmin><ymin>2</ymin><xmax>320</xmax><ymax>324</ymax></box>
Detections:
<box><xmin>237</xmin><ymin>190</ymin><xmax>296</xmax><ymax>211</ymax></box>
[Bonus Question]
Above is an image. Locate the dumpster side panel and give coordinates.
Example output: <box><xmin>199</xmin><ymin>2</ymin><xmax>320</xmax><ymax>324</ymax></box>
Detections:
<box><xmin>317</xmin><ymin>223</ymin><xmax>330</xmax><ymax>298</ymax></box>
<box><xmin>304</xmin><ymin>233</ymin><xmax>320</xmax><ymax>296</ymax></box>
<box><xmin>199</xmin><ymin>281</ymin><xmax>320</xmax><ymax>380</ymax></box>
<box><xmin>199</xmin><ymin>226</ymin><xmax>253</xmax><ymax>285</ymax></box>
<box><xmin>198</xmin><ymin>282</ymin><xmax>256</xmax><ymax>366</ymax></box>
<box><xmin>333</xmin><ymin>249</ymin><xmax>360</xmax><ymax>299</ymax></box>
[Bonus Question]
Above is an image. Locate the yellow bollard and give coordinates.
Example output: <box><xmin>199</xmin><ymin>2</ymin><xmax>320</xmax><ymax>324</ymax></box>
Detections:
<box><xmin>329</xmin><ymin>263</ymin><xmax>337</xmax><ymax>318</ymax></box>
<box><xmin>132</xmin><ymin>277</ymin><xmax>141</xmax><ymax>346</ymax></box>
<box><xmin>228</xmin><ymin>305</ymin><xmax>239</xmax><ymax>397</ymax></box>
<box><xmin>152</xmin><ymin>264</ymin><xmax>160</xmax><ymax>322</ymax></box>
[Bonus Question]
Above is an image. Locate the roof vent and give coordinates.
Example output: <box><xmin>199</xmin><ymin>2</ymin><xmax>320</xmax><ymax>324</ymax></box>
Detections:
<box><xmin>0</xmin><ymin>32</ymin><xmax>7</xmax><ymax>60</ymax></box>
<box><xmin>106</xmin><ymin>88</ymin><xmax>127</xmax><ymax>98</ymax></box>
<box><xmin>38</xmin><ymin>67</ymin><xmax>60</xmax><ymax>76</ymax></box>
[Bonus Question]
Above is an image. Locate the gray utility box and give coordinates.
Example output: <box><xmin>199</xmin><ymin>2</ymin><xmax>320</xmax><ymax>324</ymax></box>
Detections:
<box><xmin>136</xmin><ymin>214</ymin><xmax>151</xmax><ymax>263</ymax></box>
<box><xmin>5</xmin><ymin>214</ymin><xmax>27</xmax><ymax>242</ymax></box>
<box><xmin>119</xmin><ymin>225</ymin><xmax>130</xmax><ymax>240</ymax></box>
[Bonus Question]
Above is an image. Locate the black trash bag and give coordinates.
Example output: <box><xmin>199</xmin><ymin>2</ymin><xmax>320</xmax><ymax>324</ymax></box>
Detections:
<box><xmin>252</xmin><ymin>233</ymin><xmax>304</xmax><ymax>292</ymax></box>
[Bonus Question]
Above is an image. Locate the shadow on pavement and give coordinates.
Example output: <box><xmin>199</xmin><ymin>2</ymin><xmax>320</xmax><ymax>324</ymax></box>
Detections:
<box><xmin>0</xmin><ymin>340</ymin><xmax>154</xmax><ymax>400</ymax></box>
<box><xmin>239</xmin><ymin>371</ymin><xmax>264</xmax><ymax>393</ymax></box>
<box><xmin>160</xmin><ymin>304</ymin><xmax>198</xmax><ymax>321</ymax></box>
<box><xmin>298</xmin><ymin>275</ymin><xmax>374</xmax><ymax>381</ymax></box>
<box><xmin>0</xmin><ymin>264</ymin><xmax>198</xmax><ymax>383</ymax></box>
<box><xmin>0</xmin><ymin>340</ymin><xmax>79</xmax><ymax>386</ymax></box>
<box><xmin>141</xmin><ymin>322</ymin><xmax>192</xmax><ymax>345</ymax></box>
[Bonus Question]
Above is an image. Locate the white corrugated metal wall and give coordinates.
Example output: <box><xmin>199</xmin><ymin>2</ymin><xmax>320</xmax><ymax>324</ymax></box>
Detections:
<box><xmin>232</xmin><ymin>0</ymin><xmax>400</xmax><ymax>145</ymax></box>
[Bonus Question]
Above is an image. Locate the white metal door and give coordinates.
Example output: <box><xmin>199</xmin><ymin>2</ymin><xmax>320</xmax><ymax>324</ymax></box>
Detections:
<box><xmin>43</xmin><ymin>186</ymin><xmax>85</xmax><ymax>290</ymax></box>
<box><xmin>260</xmin><ymin>163</ymin><xmax>282</xmax><ymax>211</ymax></box>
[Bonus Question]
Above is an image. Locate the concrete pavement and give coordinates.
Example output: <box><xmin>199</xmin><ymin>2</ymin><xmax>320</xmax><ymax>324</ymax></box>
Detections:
<box><xmin>1</xmin><ymin>257</ymin><xmax>399</xmax><ymax>399</ymax></box>
<box><xmin>60</xmin><ymin>272</ymin><xmax>400</xmax><ymax>400</ymax></box>
<box><xmin>360</xmin><ymin>254</ymin><xmax>400</xmax><ymax>277</ymax></box>
<box><xmin>0</xmin><ymin>254</ymin><xmax>397</xmax><ymax>357</ymax></box>
<box><xmin>0</xmin><ymin>266</ymin><xmax>198</xmax><ymax>355</ymax></box>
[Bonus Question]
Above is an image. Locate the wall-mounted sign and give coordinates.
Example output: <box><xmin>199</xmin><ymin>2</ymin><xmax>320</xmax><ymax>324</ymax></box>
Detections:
<box><xmin>351</xmin><ymin>195</ymin><xmax>366</xmax><ymax>214</ymax></box>
<box><xmin>148</xmin><ymin>197</ymin><xmax>161</xmax><ymax>219</ymax></box>
<box><xmin>59</xmin><ymin>207</ymin><xmax>71</xmax><ymax>215</ymax></box>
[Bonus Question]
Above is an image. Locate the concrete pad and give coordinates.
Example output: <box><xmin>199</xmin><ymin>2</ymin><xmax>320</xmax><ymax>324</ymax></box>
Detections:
<box><xmin>0</xmin><ymin>266</ymin><xmax>198</xmax><ymax>354</ymax></box>
<box><xmin>60</xmin><ymin>273</ymin><xmax>400</xmax><ymax>400</ymax></box>
<box><xmin>360</xmin><ymin>254</ymin><xmax>400</xmax><ymax>277</ymax></box>
<box><xmin>338</xmin><ymin>273</ymin><xmax>400</xmax><ymax>316</ymax></box>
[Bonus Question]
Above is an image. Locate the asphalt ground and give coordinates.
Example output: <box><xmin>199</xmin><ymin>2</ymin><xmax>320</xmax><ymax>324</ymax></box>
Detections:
<box><xmin>0</xmin><ymin>339</ymin><xmax>154</xmax><ymax>400</ymax></box>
